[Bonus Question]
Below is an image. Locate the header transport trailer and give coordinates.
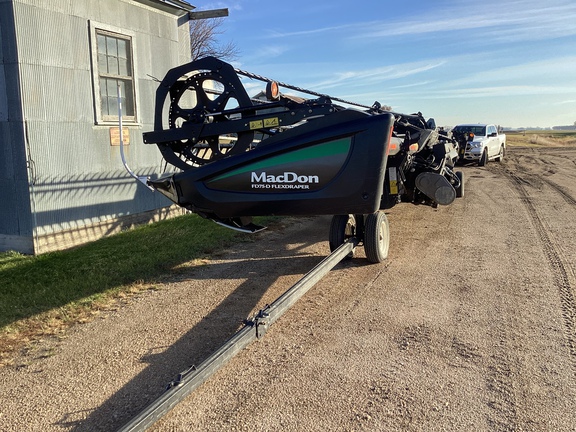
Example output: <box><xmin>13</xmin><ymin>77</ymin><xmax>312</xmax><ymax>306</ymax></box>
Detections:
<box><xmin>132</xmin><ymin>56</ymin><xmax>463</xmax><ymax>263</ymax></box>
<box><xmin>116</xmin><ymin>56</ymin><xmax>465</xmax><ymax>431</ymax></box>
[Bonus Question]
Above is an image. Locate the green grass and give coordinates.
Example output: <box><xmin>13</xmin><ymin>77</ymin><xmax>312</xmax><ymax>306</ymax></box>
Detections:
<box><xmin>0</xmin><ymin>214</ymin><xmax>273</xmax><ymax>333</ymax></box>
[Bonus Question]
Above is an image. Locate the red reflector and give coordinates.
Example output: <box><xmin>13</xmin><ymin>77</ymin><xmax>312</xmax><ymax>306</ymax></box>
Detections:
<box><xmin>385</xmin><ymin>125</ymin><xmax>394</xmax><ymax>156</ymax></box>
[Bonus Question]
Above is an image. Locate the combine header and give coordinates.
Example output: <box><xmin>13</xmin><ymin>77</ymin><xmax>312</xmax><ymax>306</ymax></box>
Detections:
<box><xmin>116</xmin><ymin>57</ymin><xmax>465</xmax><ymax>431</ymax></box>
<box><xmin>137</xmin><ymin>56</ymin><xmax>462</xmax><ymax>263</ymax></box>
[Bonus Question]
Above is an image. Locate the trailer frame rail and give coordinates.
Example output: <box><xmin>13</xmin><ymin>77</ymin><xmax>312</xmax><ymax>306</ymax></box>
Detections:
<box><xmin>117</xmin><ymin>238</ymin><xmax>358</xmax><ymax>432</ymax></box>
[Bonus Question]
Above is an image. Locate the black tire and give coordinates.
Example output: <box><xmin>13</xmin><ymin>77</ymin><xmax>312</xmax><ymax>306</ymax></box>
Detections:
<box><xmin>455</xmin><ymin>171</ymin><xmax>464</xmax><ymax>198</ymax></box>
<box><xmin>495</xmin><ymin>145</ymin><xmax>505</xmax><ymax>162</ymax></box>
<box><xmin>364</xmin><ymin>212</ymin><xmax>390</xmax><ymax>264</ymax></box>
<box><xmin>479</xmin><ymin>149</ymin><xmax>488</xmax><ymax>166</ymax></box>
<box><xmin>329</xmin><ymin>214</ymin><xmax>357</xmax><ymax>258</ymax></box>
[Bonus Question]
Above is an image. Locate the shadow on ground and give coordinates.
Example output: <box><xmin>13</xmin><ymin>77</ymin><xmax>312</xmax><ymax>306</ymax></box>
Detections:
<box><xmin>60</xmin><ymin>217</ymin><xmax>332</xmax><ymax>431</ymax></box>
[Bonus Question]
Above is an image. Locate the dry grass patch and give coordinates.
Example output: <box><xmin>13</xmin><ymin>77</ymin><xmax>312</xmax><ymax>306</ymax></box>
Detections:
<box><xmin>506</xmin><ymin>130</ymin><xmax>576</xmax><ymax>147</ymax></box>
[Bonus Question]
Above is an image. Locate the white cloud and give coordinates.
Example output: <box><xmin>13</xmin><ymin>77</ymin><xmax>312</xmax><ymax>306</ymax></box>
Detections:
<box><xmin>553</xmin><ymin>100</ymin><xmax>576</xmax><ymax>105</ymax></box>
<box><xmin>443</xmin><ymin>56</ymin><xmax>576</xmax><ymax>88</ymax></box>
<box><xmin>237</xmin><ymin>45</ymin><xmax>291</xmax><ymax>65</ymax></box>
<box><xmin>352</xmin><ymin>0</ymin><xmax>576</xmax><ymax>43</ymax></box>
<box><xmin>404</xmin><ymin>85</ymin><xmax>576</xmax><ymax>99</ymax></box>
<box><xmin>306</xmin><ymin>60</ymin><xmax>446</xmax><ymax>91</ymax></box>
<box><xmin>390</xmin><ymin>81</ymin><xmax>434</xmax><ymax>89</ymax></box>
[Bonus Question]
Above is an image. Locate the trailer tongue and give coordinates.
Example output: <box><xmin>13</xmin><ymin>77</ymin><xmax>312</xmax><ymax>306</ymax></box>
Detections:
<box><xmin>136</xmin><ymin>56</ymin><xmax>462</xmax><ymax>262</ymax></box>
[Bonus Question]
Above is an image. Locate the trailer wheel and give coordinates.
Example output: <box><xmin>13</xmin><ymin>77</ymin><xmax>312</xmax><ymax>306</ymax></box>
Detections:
<box><xmin>455</xmin><ymin>171</ymin><xmax>464</xmax><ymax>198</ymax></box>
<box><xmin>329</xmin><ymin>214</ymin><xmax>357</xmax><ymax>259</ymax></box>
<box><xmin>364</xmin><ymin>212</ymin><xmax>390</xmax><ymax>264</ymax></box>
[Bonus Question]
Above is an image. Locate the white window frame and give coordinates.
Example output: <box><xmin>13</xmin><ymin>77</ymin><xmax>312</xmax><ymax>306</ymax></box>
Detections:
<box><xmin>89</xmin><ymin>22</ymin><xmax>140</xmax><ymax>125</ymax></box>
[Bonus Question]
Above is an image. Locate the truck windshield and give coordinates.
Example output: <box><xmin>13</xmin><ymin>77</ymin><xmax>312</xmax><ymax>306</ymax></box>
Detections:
<box><xmin>453</xmin><ymin>126</ymin><xmax>486</xmax><ymax>135</ymax></box>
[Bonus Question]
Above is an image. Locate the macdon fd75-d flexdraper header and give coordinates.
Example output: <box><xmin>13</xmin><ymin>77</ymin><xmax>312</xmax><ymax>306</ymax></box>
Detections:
<box><xmin>135</xmin><ymin>56</ymin><xmax>463</xmax><ymax>263</ymax></box>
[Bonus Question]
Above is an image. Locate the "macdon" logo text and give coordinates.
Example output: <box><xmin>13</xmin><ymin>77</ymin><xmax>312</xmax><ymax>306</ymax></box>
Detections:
<box><xmin>251</xmin><ymin>171</ymin><xmax>319</xmax><ymax>184</ymax></box>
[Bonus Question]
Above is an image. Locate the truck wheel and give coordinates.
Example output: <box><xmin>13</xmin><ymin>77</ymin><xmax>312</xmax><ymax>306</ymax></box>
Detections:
<box><xmin>455</xmin><ymin>171</ymin><xmax>464</xmax><ymax>198</ymax></box>
<box><xmin>479</xmin><ymin>149</ymin><xmax>488</xmax><ymax>166</ymax></box>
<box><xmin>495</xmin><ymin>145</ymin><xmax>505</xmax><ymax>162</ymax></box>
<box><xmin>364</xmin><ymin>212</ymin><xmax>390</xmax><ymax>264</ymax></box>
<box><xmin>329</xmin><ymin>214</ymin><xmax>357</xmax><ymax>258</ymax></box>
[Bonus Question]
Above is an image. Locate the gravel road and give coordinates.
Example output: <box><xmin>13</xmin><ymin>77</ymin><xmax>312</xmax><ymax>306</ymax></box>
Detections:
<box><xmin>1</xmin><ymin>146</ymin><xmax>576</xmax><ymax>431</ymax></box>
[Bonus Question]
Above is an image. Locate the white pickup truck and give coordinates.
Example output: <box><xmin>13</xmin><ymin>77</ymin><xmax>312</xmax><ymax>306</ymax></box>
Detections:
<box><xmin>451</xmin><ymin>124</ymin><xmax>506</xmax><ymax>166</ymax></box>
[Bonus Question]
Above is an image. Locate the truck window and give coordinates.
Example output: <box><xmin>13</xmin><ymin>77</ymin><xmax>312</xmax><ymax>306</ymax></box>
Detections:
<box><xmin>453</xmin><ymin>126</ymin><xmax>486</xmax><ymax>135</ymax></box>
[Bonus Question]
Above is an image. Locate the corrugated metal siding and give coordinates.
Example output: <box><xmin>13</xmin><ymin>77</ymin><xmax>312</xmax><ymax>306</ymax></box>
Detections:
<box><xmin>6</xmin><ymin>0</ymin><xmax>191</xmax><ymax>248</ymax></box>
<box><xmin>15</xmin><ymin>4</ymin><xmax>79</xmax><ymax>69</ymax></box>
<box><xmin>0</xmin><ymin>121</ymin><xmax>32</xmax><ymax>236</ymax></box>
<box><xmin>178</xmin><ymin>18</ymin><xmax>191</xmax><ymax>64</ymax></box>
<box><xmin>0</xmin><ymin>1</ymin><xmax>34</xmax><ymax>243</ymax></box>
<box><xmin>0</xmin><ymin>66</ymin><xmax>8</xmax><ymax>122</ymax></box>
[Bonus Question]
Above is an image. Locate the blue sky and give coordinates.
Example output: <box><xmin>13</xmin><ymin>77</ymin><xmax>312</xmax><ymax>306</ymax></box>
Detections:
<box><xmin>198</xmin><ymin>0</ymin><xmax>576</xmax><ymax>128</ymax></box>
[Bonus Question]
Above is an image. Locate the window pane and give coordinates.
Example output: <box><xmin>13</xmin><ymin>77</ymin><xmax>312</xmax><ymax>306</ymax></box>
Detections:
<box><xmin>116</xmin><ymin>79</ymin><xmax>124</xmax><ymax>97</ymax></box>
<box><xmin>100</xmin><ymin>77</ymin><xmax>107</xmax><ymax>95</ymax></box>
<box><xmin>108</xmin><ymin>79</ymin><xmax>119</xmax><ymax>116</ymax></box>
<box><xmin>97</xmin><ymin>34</ymin><xmax>106</xmax><ymax>55</ymax></box>
<box><xmin>100</xmin><ymin>99</ymin><xmax>108</xmax><ymax>116</ymax></box>
<box><xmin>98</xmin><ymin>53</ymin><xmax>108</xmax><ymax>74</ymax></box>
<box><xmin>117</xmin><ymin>39</ymin><xmax>127</xmax><ymax>59</ymax></box>
<box><xmin>123</xmin><ymin>80</ymin><xmax>134</xmax><ymax>116</ymax></box>
<box><xmin>118</xmin><ymin>58</ymin><xmax>128</xmax><ymax>76</ymax></box>
<box><xmin>107</xmin><ymin>78</ymin><xmax>117</xmax><ymax>99</ymax></box>
<box><xmin>100</xmin><ymin>78</ymin><xmax>109</xmax><ymax>115</ymax></box>
<box><xmin>106</xmin><ymin>36</ymin><xmax>117</xmax><ymax>57</ymax></box>
<box><xmin>108</xmin><ymin>95</ymin><xmax>119</xmax><ymax>117</ymax></box>
<box><xmin>108</xmin><ymin>56</ymin><xmax>119</xmax><ymax>75</ymax></box>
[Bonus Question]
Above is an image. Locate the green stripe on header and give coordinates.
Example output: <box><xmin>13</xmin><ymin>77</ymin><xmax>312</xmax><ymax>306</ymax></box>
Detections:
<box><xmin>211</xmin><ymin>137</ymin><xmax>351</xmax><ymax>181</ymax></box>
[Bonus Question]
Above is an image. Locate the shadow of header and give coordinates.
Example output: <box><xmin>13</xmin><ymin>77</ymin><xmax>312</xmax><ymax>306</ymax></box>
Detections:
<box><xmin>60</xmin><ymin>216</ymin><xmax>332</xmax><ymax>431</ymax></box>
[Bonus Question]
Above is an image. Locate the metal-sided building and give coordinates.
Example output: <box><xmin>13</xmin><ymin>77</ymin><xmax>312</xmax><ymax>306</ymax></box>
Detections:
<box><xmin>0</xmin><ymin>0</ymin><xmax>196</xmax><ymax>254</ymax></box>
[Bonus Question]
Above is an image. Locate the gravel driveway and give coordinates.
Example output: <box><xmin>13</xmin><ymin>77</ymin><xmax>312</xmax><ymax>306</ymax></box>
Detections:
<box><xmin>1</xmin><ymin>146</ymin><xmax>575</xmax><ymax>431</ymax></box>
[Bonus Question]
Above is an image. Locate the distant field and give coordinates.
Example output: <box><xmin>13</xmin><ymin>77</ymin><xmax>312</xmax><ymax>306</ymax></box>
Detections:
<box><xmin>505</xmin><ymin>130</ymin><xmax>576</xmax><ymax>147</ymax></box>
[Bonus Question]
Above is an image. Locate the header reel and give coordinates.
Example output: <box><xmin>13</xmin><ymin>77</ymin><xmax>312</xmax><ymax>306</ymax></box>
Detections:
<box><xmin>144</xmin><ymin>57</ymin><xmax>255</xmax><ymax>168</ymax></box>
<box><xmin>144</xmin><ymin>57</ymin><xmax>342</xmax><ymax>170</ymax></box>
